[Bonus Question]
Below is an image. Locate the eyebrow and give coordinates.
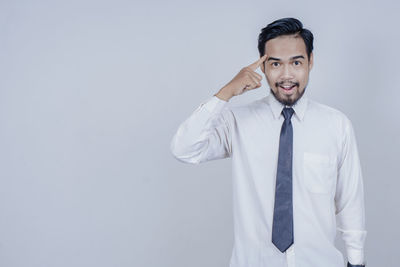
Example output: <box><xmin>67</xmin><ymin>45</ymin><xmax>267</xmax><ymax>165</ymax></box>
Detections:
<box><xmin>267</xmin><ymin>55</ymin><xmax>305</xmax><ymax>61</ymax></box>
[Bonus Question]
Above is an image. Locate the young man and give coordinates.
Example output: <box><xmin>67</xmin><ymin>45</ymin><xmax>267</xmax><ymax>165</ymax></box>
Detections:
<box><xmin>170</xmin><ymin>18</ymin><xmax>366</xmax><ymax>267</ymax></box>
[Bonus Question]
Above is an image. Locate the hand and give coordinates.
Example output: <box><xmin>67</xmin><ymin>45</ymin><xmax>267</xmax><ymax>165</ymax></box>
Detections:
<box><xmin>216</xmin><ymin>54</ymin><xmax>268</xmax><ymax>101</ymax></box>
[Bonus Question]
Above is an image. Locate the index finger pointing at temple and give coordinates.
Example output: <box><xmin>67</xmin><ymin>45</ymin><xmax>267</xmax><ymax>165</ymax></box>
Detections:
<box><xmin>247</xmin><ymin>54</ymin><xmax>268</xmax><ymax>71</ymax></box>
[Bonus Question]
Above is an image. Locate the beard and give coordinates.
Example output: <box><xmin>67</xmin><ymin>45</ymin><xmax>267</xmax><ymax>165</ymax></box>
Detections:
<box><xmin>270</xmin><ymin>85</ymin><xmax>307</xmax><ymax>107</ymax></box>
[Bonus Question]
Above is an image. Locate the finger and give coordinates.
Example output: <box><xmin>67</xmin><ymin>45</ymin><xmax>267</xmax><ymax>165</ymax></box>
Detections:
<box><xmin>250</xmin><ymin>70</ymin><xmax>262</xmax><ymax>81</ymax></box>
<box><xmin>244</xmin><ymin>79</ymin><xmax>260</xmax><ymax>91</ymax></box>
<box><xmin>248</xmin><ymin>74</ymin><xmax>261</xmax><ymax>87</ymax></box>
<box><xmin>247</xmin><ymin>54</ymin><xmax>268</xmax><ymax>71</ymax></box>
<box><xmin>246</xmin><ymin>70</ymin><xmax>262</xmax><ymax>83</ymax></box>
<box><xmin>244</xmin><ymin>82</ymin><xmax>261</xmax><ymax>92</ymax></box>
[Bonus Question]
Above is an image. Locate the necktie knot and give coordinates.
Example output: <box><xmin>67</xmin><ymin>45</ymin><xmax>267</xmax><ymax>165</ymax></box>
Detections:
<box><xmin>282</xmin><ymin>107</ymin><xmax>294</xmax><ymax>121</ymax></box>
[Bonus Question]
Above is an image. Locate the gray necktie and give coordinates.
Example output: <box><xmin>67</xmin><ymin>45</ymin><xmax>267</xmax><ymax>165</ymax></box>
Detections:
<box><xmin>272</xmin><ymin>107</ymin><xmax>295</xmax><ymax>253</ymax></box>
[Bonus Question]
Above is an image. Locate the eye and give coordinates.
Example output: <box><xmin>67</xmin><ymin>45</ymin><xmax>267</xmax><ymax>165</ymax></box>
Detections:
<box><xmin>293</xmin><ymin>60</ymin><xmax>301</xmax><ymax>66</ymax></box>
<box><xmin>272</xmin><ymin>62</ymin><xmax>280</xmax><ymax>67</ymax></box>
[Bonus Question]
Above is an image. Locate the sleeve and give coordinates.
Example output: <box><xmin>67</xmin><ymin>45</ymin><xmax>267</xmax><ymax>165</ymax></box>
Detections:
<box><xmin>334</xmin><ymin>116</ymin><xmax>367</xmax><ymax>266</ymax></box>
<box><xmin>169</xmin><ymin>95</ymin><xmax>233</xmax><ymax>164</ymax></box>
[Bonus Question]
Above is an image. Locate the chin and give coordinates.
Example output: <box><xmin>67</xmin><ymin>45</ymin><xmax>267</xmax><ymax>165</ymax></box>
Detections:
<box><xmin>270</xmin><ymin>88</ymin><xmax>305</xmax><ymax>106</ymax></box>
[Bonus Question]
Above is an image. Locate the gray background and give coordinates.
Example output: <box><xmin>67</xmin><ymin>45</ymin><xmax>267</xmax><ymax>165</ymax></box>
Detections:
<box><xmin>0</xmin><ymin>0</ymin><xmax>399</xmax><ymax>266</ymax></box>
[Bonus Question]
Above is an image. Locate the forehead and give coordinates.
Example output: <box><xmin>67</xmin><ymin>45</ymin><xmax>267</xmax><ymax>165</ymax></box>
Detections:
<box><xmin>265</xmin><ymin>35</ymin><xmax>307</xmax><ymax>59</ymax></box>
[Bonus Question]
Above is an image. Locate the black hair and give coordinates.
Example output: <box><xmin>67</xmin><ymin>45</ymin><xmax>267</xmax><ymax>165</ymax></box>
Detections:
<box><xmin>257</xmin><ymin>17</ymin><xmax>314</xmax><ymax>59</ymax></box>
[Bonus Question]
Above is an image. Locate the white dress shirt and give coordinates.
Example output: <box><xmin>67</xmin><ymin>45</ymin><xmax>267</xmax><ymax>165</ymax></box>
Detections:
<box><xmin>170</xmin><ymin>92</ymin><xmax>367</xmax><ymax>267</ymax></box>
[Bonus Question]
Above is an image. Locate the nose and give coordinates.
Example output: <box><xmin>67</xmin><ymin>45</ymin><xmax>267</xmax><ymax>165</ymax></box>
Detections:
<box><xmin>280</xmin><ymin>64</ymin><xmax>294</xmax><ymax>80</ymax></box>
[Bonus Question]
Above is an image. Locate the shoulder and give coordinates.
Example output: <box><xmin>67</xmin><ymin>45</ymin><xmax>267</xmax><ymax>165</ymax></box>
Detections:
<box><xmin>307</xmin><ymin>98</ymin><xmax>352</xmax><ymax>124</ymax></box>
<box><xmin>306</xmin><ymin>98</ymin><xmax>355</xmax><ymax>141</ymax></box>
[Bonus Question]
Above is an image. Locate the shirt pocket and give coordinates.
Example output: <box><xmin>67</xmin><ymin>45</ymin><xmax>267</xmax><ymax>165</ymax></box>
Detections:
<box><xmin>303</xmin><ymin>152</ymin><xmax>337</xmax><ymax>194</ymax></box>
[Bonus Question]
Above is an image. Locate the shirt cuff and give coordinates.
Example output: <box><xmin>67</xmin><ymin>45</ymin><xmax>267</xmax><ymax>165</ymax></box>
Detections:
<box><xmin>201</xmin><ymin>95</ymin><xmax>229</xmax><ymax>114</ymax></box>
<box><xmin>347</xmin><ymin>262</ymin><xmax>365</xmax><ymax>267</ymax></box>
<box><xmin>347</xmin><ymin>247</ymin><xmax>365</xmax><ymax>266</ymax></box>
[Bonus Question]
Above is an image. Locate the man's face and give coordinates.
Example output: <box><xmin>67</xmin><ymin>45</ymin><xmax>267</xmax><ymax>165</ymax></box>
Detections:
<box><xmin>260</xmin><ymin>34</ymin><xmax>313</xmax><ymax>106</ymax></box>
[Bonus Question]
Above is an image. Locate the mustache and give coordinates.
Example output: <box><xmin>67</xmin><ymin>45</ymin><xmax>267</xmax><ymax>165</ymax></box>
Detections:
<box><xmin>275</xmin><ymin>81</ymin><xmax>299</xmax><ymax>87</ymax></box>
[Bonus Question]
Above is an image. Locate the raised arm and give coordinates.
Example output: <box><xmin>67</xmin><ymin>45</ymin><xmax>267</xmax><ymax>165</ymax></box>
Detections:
<box><xmin>170</xmin><ymin>95</ymin><xmax>233</xmax><ymax>164</ymax></box>
<box><xmin>170</xmin><ymin>55</ymin><xmax>268</xmax><ymax>164</ymax></box>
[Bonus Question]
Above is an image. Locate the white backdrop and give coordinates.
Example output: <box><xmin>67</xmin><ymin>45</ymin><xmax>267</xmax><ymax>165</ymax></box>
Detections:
<box><xmin>0</xmin><ymin>0</ymin><xmax>399</xmax><ymax>266</ymax></box>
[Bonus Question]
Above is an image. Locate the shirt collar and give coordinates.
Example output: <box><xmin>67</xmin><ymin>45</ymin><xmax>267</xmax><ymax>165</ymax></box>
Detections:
<box><xmin>264</xmin><ymin>92</ymin><xmax>308</xmax><ymax>122</ymax></box>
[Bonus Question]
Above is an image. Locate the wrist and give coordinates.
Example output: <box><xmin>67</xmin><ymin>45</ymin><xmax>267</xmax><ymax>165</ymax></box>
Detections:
<box><xmin>215</xmin><ymin>86</ymin><xmax>233</xmax><ymax>102</ymax></box>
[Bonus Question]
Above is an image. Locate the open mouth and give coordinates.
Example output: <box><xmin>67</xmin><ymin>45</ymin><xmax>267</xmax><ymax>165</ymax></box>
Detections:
<box><xmin>279</xmin><ymin>85</ymin><xmax>297</xmax><ymax>91</ymax></box>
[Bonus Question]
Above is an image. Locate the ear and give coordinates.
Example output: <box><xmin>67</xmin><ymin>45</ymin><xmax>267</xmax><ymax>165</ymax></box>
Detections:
<box><xmin>308</xmin><ymin>52</ymin><xmax>314</xmax><ymax>70</ymax></box>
